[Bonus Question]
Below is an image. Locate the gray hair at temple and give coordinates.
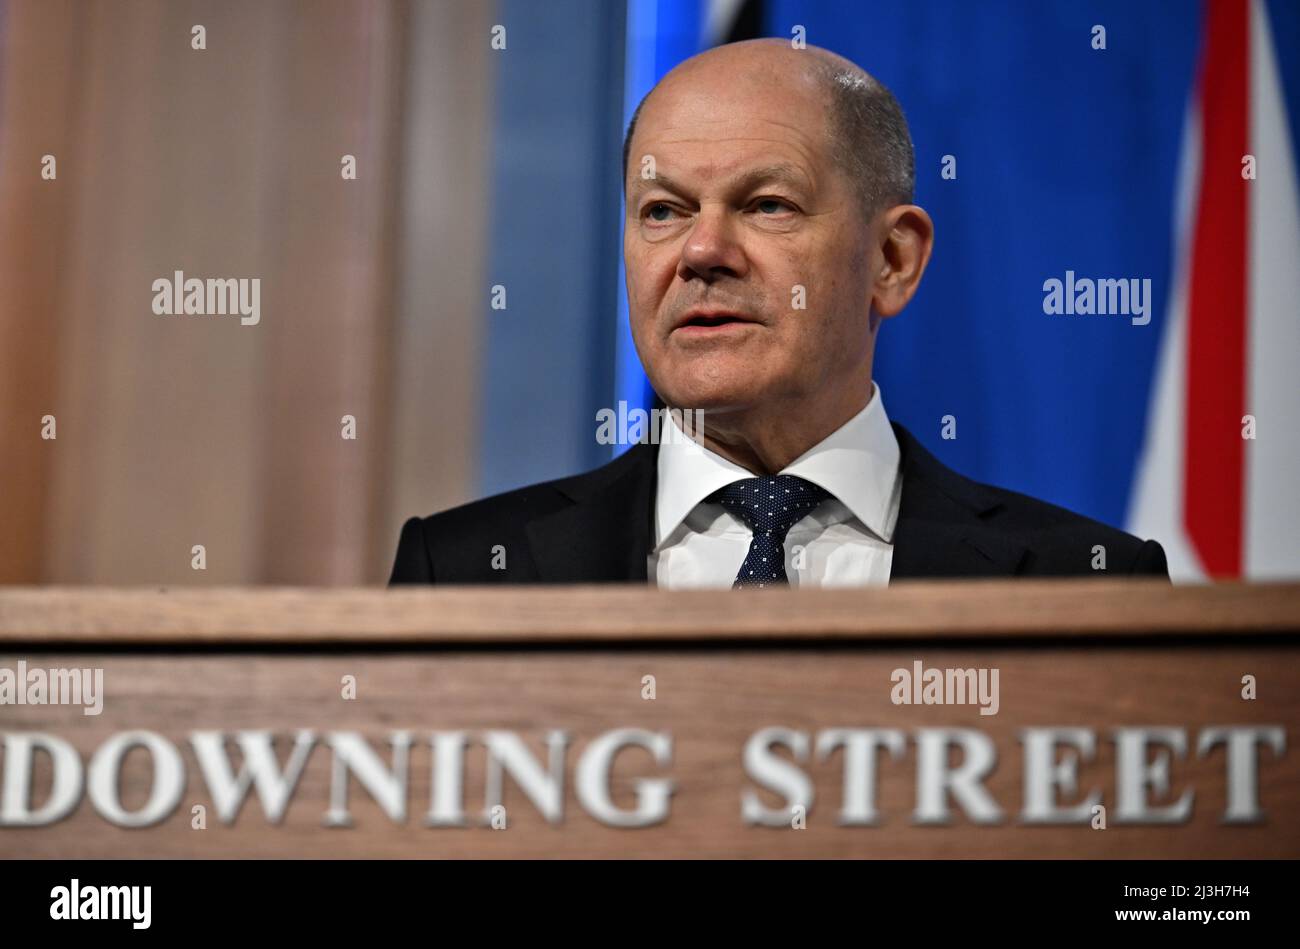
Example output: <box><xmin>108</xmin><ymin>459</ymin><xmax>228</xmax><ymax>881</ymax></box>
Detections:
<box><xmin>621</xmin><ymin>53</ymin><xmax>915</xmax><ymax>222</ymax></box>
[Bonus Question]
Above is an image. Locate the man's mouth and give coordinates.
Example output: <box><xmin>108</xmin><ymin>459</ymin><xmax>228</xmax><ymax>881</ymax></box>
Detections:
<box><xmin>672</xmin><ymin>311</ymin><xmax>759</xmax><ymax>335</ymax></box>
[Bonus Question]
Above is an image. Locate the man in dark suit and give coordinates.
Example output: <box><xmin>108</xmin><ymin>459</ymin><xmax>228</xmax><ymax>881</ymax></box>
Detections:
<box><xmin>391</xmin><ymin>39</ymin><xmax>1168</xmax><ymax>587</ymax></box>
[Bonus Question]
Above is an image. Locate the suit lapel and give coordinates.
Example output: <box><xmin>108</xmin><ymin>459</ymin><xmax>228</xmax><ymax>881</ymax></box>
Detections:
<box><xmin>525</xmin><ymin>442</ymin><xmax>657</xmax><ymax>582</ymax></box>
<box><xmin>889</xmin><ymin>423</ymin><xmax>1028</xmax><ymax>579</ymax></box>
<box><xmin>520</xmin><ymin>424</ymin><xmax>1026</xmax><ymax>583</ymax></box>
<box><xmin>891</xmin><ymin>518</ymin><xmax>1028</xmax><ymax>578</ymax></box>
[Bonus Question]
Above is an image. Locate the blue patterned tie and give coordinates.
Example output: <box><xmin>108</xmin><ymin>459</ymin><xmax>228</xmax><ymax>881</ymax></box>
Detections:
<box><xmin>710</xmin><ymin>475</ymin><xmax>831</xmax><ymax>588</ymax></box>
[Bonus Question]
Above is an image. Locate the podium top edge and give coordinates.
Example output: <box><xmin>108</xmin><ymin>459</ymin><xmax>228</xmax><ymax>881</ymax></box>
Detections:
<box><xmin>0</xmin><ymin>579</ymin><xmax>1296</xmax><ymax>645</ymax></box>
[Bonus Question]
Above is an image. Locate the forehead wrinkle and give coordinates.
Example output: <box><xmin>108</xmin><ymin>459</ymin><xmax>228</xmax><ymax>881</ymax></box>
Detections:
<box><xmin>640</xmin><ymin>123</ymin><xmax>824</xmax><ymax>166</ymax></box>
<box><xmin>628</xmin><ymin>159</ymin><xmax>819</xmax><ymax>202</ymax></box>
<box><xmin>636</xmin><ymin>107</ymin><xmax>832</xmax><ymax>170</ymax></box>
<box><xmin>651</xmin><ymin>111</ymin><xmax>830</xmax><ymax>152</ymax></box>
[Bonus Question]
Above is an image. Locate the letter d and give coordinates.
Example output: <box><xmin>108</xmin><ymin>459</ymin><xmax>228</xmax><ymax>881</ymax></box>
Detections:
<box><xmin>1</xmin><ymin>733</ymin><xmax>84</xmax><ymax>826</ymax></box>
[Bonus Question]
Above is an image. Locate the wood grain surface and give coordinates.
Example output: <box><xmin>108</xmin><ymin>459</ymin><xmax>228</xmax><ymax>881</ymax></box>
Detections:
<box><xmin>0</xmin><ymin>582</ymin><xmax>1297</xmax><ymax>858</ymax></box>
<box><xmin>0</xmin><ymin>580</ymin><xmax>1296</xmax><ymax>643</ymax></box>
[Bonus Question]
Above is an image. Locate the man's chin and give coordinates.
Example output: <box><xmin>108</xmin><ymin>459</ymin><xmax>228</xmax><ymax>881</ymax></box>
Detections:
<box><xmin>655</xmin><ymin>380</ymin><xmax>767</xmax><ymax>414</ymax></box>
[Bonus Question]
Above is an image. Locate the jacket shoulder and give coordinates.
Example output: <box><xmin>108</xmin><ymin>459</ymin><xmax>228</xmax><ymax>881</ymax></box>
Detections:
<box><xmin>389</xmin><ymin>444</ymin><xmax>654</xmax><ymax>584</ymax></box>
<box><xmin>893</xmin><ymin>423</ymin><xmax>1169</xmax><ymax>577</ymax></box>
<box><xmin>973</xmin><ymin>480</ymin><xmax>1166</xmax><ymax>575</ymax></box>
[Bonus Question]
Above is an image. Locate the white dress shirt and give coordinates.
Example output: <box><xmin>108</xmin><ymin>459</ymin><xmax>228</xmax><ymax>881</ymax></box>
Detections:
<box><xmin>649</xmin><ymin>383</ymin><xmax>902</xmax><ymax>589</ymax></box>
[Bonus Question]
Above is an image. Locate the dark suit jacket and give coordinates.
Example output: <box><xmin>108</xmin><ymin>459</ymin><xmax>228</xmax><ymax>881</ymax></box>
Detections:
<box><xmin>389</xmin><ymin>422</ymin><xmax>1169</xmax><ymax>584</ymax></box>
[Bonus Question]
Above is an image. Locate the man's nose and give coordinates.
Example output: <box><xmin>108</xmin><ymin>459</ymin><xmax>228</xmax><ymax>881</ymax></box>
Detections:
<box><xmin>678</xmin><ymin>205</ymin><xmax>747</xmax><ymax>282</ymax></box>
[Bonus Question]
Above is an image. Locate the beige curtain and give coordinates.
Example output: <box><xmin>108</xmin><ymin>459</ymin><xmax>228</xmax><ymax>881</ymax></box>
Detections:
<box><xmin>0</xmin><ymin>0</ymin><xmax>494</xmax><ymax>584</ymax></box>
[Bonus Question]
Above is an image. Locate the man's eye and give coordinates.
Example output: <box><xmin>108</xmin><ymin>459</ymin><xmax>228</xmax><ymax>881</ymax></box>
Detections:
<box><xmin>645</xmin><ymin>203</ymin><xmax>675</xmax><ymax>222</ymax></box>
<box><xmin>754</xmin><ymin>198</ymin><xmax>790</xmax><ymax>214</ymax></box>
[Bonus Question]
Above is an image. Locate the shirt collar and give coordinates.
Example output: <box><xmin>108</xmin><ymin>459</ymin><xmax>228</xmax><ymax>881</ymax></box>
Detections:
<box><xmin>654</xmin><ymin>383</ymin><xmax>901</xmax><ymax>548</ymax></box>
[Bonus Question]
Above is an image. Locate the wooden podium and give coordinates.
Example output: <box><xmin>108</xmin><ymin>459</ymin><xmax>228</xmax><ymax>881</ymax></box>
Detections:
<box><xmin>1</xmin><ymin>580</ymin><xmax>1297</xmax><ymax>858</ymax></box>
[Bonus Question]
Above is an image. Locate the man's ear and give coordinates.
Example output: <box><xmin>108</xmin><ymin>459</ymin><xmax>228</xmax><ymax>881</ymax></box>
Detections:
<box><xmin>870</xmin><ymin>205</ymin><xmax>934</xmax><ymax>318</ymax></box>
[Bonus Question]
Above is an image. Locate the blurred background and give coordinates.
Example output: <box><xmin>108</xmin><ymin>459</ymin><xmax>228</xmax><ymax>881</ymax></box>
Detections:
<box><xmin>0</xmin><ymin>0</ymin><xmax>1296</xmax><ymax>585</ymax></box>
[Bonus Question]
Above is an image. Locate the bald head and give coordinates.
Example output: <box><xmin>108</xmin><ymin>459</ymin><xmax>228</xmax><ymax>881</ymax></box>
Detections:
<box><xmin>622</xmin><ymin>40</ymin><xmax>914</xmax><ymax>221</ymax></box>
<box><xmin>622</xmin><ymin>37</ymin><xmax>936</xmax><ymax>464</ymax></box>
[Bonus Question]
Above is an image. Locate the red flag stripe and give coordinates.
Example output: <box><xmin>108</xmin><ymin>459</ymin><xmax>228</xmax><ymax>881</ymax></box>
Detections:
<box><xmin>1184</xmin><ymin>0</ymin><xmax>1250</xmax><ymax>578</ymax></box>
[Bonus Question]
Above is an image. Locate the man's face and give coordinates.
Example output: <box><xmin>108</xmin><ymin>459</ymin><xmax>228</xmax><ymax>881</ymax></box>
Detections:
<box><xmin>624</xmin><ymin>57</ymin><xmax>877</xmax><ymax>416</ymax></box>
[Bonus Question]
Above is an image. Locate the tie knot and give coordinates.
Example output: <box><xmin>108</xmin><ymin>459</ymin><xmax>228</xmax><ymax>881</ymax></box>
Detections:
<box><xmin>710</xmin><ymin>474</ymin><xmax>830</xmax><ymax>540</ymax></box>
